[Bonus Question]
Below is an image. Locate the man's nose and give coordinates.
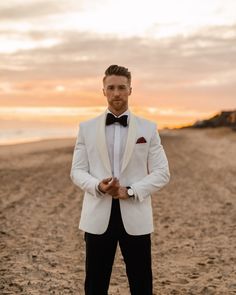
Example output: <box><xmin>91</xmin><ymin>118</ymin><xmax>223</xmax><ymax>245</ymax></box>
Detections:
<box><xmin>114</xmin><ymin>88</ymin><xmax>120</xmax><ymax>96</ymax></box>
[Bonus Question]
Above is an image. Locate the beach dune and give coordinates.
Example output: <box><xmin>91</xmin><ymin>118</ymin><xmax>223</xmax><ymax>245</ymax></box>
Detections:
<box><xmin>0</xmin><ymin>128</ymin><xmax>236</xmax><ymax>294</ymax></box>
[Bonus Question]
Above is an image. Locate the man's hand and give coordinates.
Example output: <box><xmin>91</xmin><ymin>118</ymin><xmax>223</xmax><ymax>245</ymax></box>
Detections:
<box><xmin>113</xmin><ymin>186</ymin><xmax>129</xmax><ymax>200</ymax></box>
<box><xmin>98</xmin><ymin>177</ymin><xmax>120</xmax><ymax>196</ymax></box>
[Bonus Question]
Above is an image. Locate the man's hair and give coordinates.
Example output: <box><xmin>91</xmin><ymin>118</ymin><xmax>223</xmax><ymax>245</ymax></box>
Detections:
<box><xmin>103</xmin><ymin>65</ymin><xmax>131</xmax><ymax>85</ymax></box>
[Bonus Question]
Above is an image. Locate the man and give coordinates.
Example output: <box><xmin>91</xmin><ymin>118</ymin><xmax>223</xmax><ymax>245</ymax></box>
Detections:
<box><xmin>70</xmin><ymin>65</ymin><xmax>170</xmax><ymax>295</ymax></box>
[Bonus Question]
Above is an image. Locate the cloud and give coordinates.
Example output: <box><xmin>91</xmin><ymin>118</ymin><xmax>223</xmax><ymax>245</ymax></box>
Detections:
<box><xmin>1</xmin><ymin>24</ymin><xmax>236</xmax><ymax>79</ymax></box>
<box><xmin>0</xmin><ymin>23</ymin><xmax>235</xmax><ymax>110</ymax></box>
<box><xmin>0</xmin><ymin>0</ymin><xmax>82</xmax><ymax>20</ymax></box>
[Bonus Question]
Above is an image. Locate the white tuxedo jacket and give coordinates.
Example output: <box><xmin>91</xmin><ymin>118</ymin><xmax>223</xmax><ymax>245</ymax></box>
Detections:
<box><xmin>70</xmin><ymin>111</ymin><xmax>170</xmax><ymax>235</ymax></box>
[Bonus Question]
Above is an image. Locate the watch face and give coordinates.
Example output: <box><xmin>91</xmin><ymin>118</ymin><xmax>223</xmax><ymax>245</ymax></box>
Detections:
<box><xmin>128</xmin><ymin>188</ymin><xmax>134</xmax><ymax>196</ymax></box>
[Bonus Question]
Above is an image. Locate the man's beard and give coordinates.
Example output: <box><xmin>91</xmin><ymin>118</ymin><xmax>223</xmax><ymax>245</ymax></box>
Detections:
<box><xmin>110</xmin><ymin>100</ymin><xmax>127</xmax><ymax>111</ymax></box>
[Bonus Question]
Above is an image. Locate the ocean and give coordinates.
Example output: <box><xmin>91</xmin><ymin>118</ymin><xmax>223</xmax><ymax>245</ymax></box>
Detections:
<box><xmin>0</xmin><ymin>106</ymin><xmax>212</xmax><ymax>145</ymax></box>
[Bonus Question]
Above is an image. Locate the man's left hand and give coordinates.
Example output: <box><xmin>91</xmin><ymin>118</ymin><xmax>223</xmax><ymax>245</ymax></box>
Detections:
<box><xmin>113</xmin><ymin>187</ymin><xmax>129</xmax><ymax>199</ymax></box>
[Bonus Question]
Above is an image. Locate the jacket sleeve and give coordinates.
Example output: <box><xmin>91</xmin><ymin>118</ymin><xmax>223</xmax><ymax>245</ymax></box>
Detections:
<box><xmin>131</xmin><ymin>126</ymin><xmax>170</xmax><ymax>202</ymax></box>
<box><xmin>70</xmin><ymin>123</ymin><xmax>103</xmax><ymax>198</ymax></box>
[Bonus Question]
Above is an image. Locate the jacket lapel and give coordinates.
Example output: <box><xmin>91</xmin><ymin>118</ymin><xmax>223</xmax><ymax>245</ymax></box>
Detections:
<box><xmin>121</xmin><ymin>113</ymin><xmax>137</xmax><ymax>174</ymax></box>
<box><xmin>96</xmin><ymin>112</ymin><xmax>112</xmax><ymax>174</ymax></box>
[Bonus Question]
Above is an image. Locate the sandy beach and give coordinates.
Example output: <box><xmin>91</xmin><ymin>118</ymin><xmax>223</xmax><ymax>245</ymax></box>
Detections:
<box><xmin>0</xmin><ymin>128</ymin><xmax>236</xmax><ymax>295</ymax></box>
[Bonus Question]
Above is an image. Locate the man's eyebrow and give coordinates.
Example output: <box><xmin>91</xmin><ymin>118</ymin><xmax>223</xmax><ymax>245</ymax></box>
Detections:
<box><xmin>106</xmin><ymin>84</ymin><xmax>128</xmax><ymax>87</ymax></box>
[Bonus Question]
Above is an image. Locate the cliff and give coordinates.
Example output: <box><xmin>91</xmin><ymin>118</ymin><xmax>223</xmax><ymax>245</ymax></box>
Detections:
<box><xmin>192</xmin><ymin>110</ymin><xmax>236</xmax><ymax>130</ymax></box>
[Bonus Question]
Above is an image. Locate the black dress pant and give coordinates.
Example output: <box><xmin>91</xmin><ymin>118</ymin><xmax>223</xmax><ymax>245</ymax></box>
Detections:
<box><xmin>84</xmin><ymin>199</ymin><xmax>153</xmax><ymax>295</ymax></box>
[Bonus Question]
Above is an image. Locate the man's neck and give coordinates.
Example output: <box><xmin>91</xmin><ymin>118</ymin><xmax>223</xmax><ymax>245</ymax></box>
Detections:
<box><xmin>108</xmin><ymin>107</ymin><xmax>128</xmax><ymax>117</ymax></box>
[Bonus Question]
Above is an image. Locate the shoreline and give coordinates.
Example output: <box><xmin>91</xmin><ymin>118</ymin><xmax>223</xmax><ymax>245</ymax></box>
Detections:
<box><xmin>0</xmin><ymin>136</ymin><xmax>76</xmax><ymax>148</ymax></box>
<box><xmin>0</xmin><ymin>137</ymin><xmax>76</xmax><ymax>156</ymax></box>
<box><xmin>0</xmin><ymin>126</ymin><xmax>235</xmax><ymax>148</ymax></box>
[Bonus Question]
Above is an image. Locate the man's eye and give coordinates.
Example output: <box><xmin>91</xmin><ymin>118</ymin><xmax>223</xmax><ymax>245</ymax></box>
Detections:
<box><xmin>119</xmin><ymin>86</ymin><xmax>126</xmax><ymax>90</ymax></box>
<box><xmin>107</xmin><ymin>86</ymin><xmax>114</xmax><ymax>90</ymax></box>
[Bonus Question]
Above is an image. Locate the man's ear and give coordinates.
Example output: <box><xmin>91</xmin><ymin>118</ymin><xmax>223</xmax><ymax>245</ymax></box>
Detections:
<box><xmin>129</xmin><ymin>87</ymin><xmax>132</xmax><ymax>95</ymax></box>
<box><xmin>102</xmin><ymin>88</ymin><xmax>106</xmax><ymax>96</ymax></box>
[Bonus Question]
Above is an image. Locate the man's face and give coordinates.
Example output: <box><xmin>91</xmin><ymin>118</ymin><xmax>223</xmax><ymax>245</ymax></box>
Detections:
<box><xmin>103</xmin><ymin>75</ymin><xmax>132</xmax><ymax>114</ymax></box>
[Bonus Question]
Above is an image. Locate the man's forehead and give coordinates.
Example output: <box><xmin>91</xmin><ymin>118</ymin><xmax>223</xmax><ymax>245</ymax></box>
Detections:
<box><xmin>104</xmin><ymin>75</ymin><xmax>129</xmax><ymax>85</ymax></box>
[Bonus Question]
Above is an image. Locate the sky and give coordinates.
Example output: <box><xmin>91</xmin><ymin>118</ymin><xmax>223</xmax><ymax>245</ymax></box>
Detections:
<box><xmin>0</xmin><ymin>0</ymin><xmax>236</xmax><ymax>129</ymax></box>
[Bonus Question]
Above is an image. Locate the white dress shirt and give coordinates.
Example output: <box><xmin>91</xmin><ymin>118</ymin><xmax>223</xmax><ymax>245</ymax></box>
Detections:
<box><xmin>106</xmin><ymin>109</ymin><xmax>129</xmax><ymax>178</ymax></box>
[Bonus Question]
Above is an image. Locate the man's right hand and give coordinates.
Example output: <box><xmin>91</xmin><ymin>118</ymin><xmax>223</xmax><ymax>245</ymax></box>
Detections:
<box><xmin>98</xmin><ymin>177</ymin><xmax>120</xmax><ymax>196</ymax></box>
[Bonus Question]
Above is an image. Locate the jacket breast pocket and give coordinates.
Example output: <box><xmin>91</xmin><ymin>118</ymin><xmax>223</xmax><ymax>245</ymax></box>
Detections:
<box><xmin>135</xmin><ymin>142</ymin><xmax>148</xmax><ymax>148</ymax></box>
<box><xmin>134</xmin><ymin>143</ymin><xmax>148</xmax><ymax>154</ymax></box>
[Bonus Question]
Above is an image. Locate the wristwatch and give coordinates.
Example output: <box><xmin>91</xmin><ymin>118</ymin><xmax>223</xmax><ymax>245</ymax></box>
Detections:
<box><xmin>126</xmin><ymin>186</ymin><xmax>135</xmax><ymax>198</ymax></box>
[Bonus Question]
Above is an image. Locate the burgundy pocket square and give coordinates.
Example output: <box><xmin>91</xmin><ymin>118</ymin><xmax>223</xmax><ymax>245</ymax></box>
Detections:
<box><xmin>136</xmin><ymin>137</ymin><xmax>147</xmax><ymax>144</ymax></box>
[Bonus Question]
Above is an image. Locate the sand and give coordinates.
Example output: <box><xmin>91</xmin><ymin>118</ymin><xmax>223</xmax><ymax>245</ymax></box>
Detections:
<box><xmin>0</xmin><ymin>128</ymin><xmax>236</xmax><ymax>295</ymax></box>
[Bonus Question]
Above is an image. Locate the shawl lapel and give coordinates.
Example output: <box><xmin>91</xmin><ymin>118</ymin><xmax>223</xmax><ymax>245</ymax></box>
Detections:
<box><xmin>121</xmin><ymin>113</ymin><xmax>137</xmax><ymax>174</ymax></box>
<box><xmin>96</xmin><ymin>112</ymin><xmax>112</xmax><ymax>174</ymax></box>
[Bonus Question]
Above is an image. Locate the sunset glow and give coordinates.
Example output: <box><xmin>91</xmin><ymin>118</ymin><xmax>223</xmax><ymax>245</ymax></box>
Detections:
<box><xmin>0</xmin><ymin>0</ymin><xmax>235</xmax><ymax>144</ymax></box>
<box><xmin>0</xmin><ymin>106</ymin><xmax>215</xmax><ymax>128</ymax></box>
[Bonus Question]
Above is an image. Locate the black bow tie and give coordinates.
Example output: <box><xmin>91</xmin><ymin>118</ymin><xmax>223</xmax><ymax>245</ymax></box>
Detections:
<box><xmin>106</xmin><ymin>113</ymin><xmax>128</xmax><ymax>127</ymax></box>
